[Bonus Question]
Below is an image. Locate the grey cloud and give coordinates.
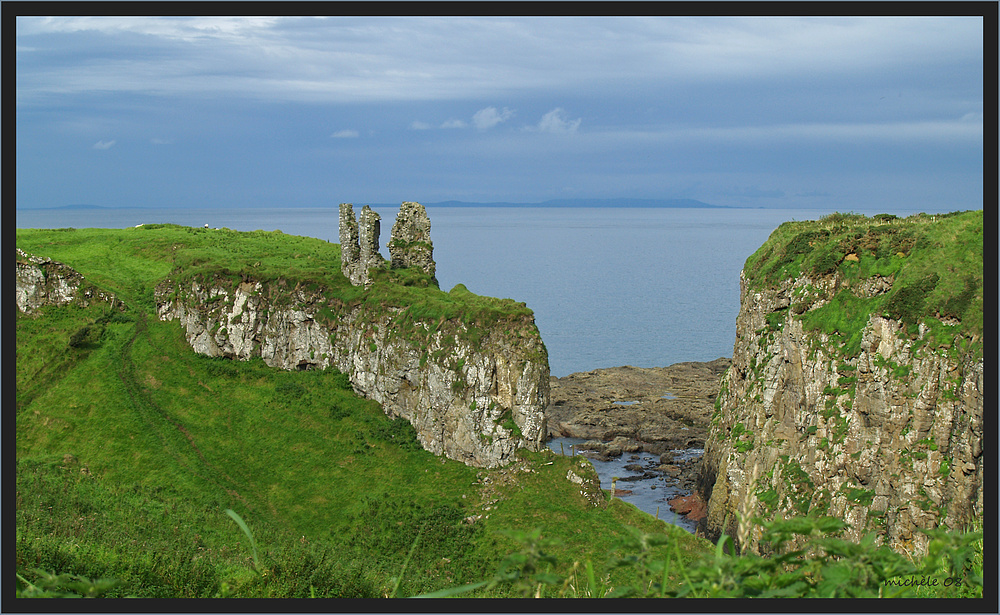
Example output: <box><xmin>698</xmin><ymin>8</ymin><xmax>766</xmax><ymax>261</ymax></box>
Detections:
<box><xmin>15</xmin><ymin>17</ymin><xmax>983</xmax><ymax>106</ymax></box>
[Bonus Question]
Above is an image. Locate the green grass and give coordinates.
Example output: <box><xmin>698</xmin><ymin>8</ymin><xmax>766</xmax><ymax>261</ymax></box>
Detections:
<box><xmin>743</xmin><ymin>210</ymin><xmax>982</xmax><ymax>359</ymax></box>
<box><xmin>16</xmin><ymin>220</ymin><xmax>983</xmax><ymax>600</ymax></box>
<box><xmin>16</xmin><ymin>225</ymin><xmax>541</xmax><ymax>359</ymax></box>
<box><xmin>16</xmin><ymin>223</ymin><xmax>706</xmax><ymax>598</ymax></box>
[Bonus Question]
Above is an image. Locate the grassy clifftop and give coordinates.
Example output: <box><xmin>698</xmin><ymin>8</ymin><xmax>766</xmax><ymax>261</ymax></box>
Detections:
<box><xmin>741</xmin><ymin>210</ymin><xmax>983</xmax><ymax>358</ymax></box>
<box><xmin>16</xmin><ymin>223</ymin><xmax>534</xmax><ymax>326</ymax></box>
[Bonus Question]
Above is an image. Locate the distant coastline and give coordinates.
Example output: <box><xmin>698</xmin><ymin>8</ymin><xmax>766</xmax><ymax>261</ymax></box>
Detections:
<box><xmin>26</xmin><ymin>204</ymin><xmax>114</xmax><ymax>210</ymax></box>
<box><xmin>421</xmin><ymin>198</ymin><xmax>732</xmax><ymax>208</ymax></box>
<box><xmin>18</xmin><ymin>198</ymin><xmax>734</xmax><ymax>211</ymax></box>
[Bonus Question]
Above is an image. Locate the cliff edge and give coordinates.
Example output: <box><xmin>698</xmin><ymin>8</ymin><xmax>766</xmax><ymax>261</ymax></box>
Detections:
<box><xmin>154</xmin><ymin>203</ymin><xmax>549</xmax><ymax>468</ymax></box>
<box><xmin>697</xmin><ymin>211</ymin><xmax>983</xmax><ymax>557</ymax></box>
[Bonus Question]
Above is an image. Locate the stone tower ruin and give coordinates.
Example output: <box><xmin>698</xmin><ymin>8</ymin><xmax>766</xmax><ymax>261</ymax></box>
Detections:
<box><xmin>338</xmin><ymin>203</ymin><xmax>385</xmax><ymax>286</ymax></box>
<box><xmin>339</xmin><ymin>201</ymin><xmax>436</xmax><ymax>287</ymax></box>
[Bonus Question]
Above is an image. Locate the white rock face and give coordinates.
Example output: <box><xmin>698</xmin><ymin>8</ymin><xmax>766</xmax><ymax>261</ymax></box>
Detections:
<box><xmin>15</xmin><ymin>249</ymin><xmax>120</xmax><ymax>315</ymax></box>
<box><xmin>16</xmin><ymin>249</ymin><xmax>84</xmax><ymax>314</ymax></box>
<box><xmin>155</xmin><ymin>276</ymin><xmax>549</xmax><ymax>468</ymax></box>
<box><xmin>698</xmin><ymin>270</ymin><xmax>983</xmax><ymax>557</ymax></box>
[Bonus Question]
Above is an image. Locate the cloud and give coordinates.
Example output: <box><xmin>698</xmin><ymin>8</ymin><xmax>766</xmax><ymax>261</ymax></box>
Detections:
<box><xmin>14</xmin><ymin>17</ymin><xmax>982</xmax><ymax>107</ymax></box>
<box><xmin>331</xmin><ymin>129</ymin><xmax>359</xmax><ymax>138</ymax></box>
<box><xmin>472</xmin><ymin>106</ymin><xmax>514</xmax><ymax>130</ymax></box>
<box><xmin>440</xmin><ymin>118</ymin><xmax>466</xmax><ymax>129</ymax></box>
<box><xmin>92</xmin><ymin>139</ymin><xmax>116</xmax><ymax>150</ymax></box>
<box><xmin>537</xmin><ymin>108</ymin><xmax>581</xmax><ymax>133</ymax></box>
<box><xmin>409</xmin><ymin>121</ymin><xmax>431</xmax><ymax>130</ymax></box>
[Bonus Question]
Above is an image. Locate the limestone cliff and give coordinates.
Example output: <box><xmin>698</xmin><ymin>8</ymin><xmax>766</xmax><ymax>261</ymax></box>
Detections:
<box><xmin>155</xmin><ymin>203</ymin><xmax>549</xmax><ymax>468</ymax></box>
<box><xmin>697</xmin><ymin>211</ymin><xmax>983</xmax><ymax>557</ymax></box>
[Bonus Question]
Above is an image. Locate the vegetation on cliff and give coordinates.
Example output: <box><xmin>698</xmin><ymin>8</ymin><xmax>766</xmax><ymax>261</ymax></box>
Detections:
<box><xmin>742</xmin><ymin>210</ymin><xmax>983</xmax><ymax>359</ymax></box>
<box><xmin>17</xmin><ymin>224</ymin><xmax>535</xmax><ymax>328</ymax></box>
<box><xmin>700</xmin><ymin>209</ymin><xmax>983</xmax><ymax>576</ymax></box>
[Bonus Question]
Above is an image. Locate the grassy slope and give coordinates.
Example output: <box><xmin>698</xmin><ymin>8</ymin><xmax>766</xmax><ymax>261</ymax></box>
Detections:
<box><xmin>15</xmin><ymin>224</ymin><xmax>710</xmax><ymax>598</ymax></box>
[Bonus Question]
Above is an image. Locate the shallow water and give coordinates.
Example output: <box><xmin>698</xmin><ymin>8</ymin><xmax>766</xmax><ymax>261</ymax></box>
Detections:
<box><xmin>546</xmin><ymin>437</ymin><xmax>699</xmax><ymax>533</ymax></box>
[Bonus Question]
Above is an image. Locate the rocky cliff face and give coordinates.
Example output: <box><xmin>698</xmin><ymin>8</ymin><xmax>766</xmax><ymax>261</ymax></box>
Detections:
<box><xmin>155</xmin><ymin>203</ymin><xmax>549</xmax><ymax>468</ymax></box>
<box><xmin>697</xmin><ymin>212</ymin><xmax>983</xmax><ymax>557</ymax></box>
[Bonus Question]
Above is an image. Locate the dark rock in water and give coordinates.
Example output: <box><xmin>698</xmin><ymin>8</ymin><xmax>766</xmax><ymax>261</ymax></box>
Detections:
<box><xmin>617</xmin><ymin>474</ymin><xmax>642</xmax><ymax>482</ymax></box>
<box><xmin>624</xmin><ymin>463</ymin><xmax>645</xmax><ymax>472</ymax></box>
<box><xmin>545</xmin><ymin>360</ymin><xmax>729</xmax><ymax>450</ymax></box>
<box><xmin>669</xmin><ymin>493</ymin><xmax>707</xmax><ymax>523</ymax></box>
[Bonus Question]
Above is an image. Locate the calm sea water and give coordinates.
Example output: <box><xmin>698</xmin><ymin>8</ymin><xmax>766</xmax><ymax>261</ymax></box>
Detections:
<box><xmin>16</xmin><ymin>205</ymin><xmax>946</xmax><ymax>377</ymax></box>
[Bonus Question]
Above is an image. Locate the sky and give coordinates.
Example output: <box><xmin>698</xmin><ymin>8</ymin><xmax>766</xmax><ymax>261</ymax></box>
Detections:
<box><xmin>14</xmin><ymin>12</ymin><xmax>986</xmax><ymax>211</ymax></box>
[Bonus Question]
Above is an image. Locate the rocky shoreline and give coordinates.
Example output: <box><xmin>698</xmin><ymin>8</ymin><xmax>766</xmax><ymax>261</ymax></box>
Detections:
<box><xmin>545</xmin><ymin>358</ymin><xmax>730</xmax><ymax>524</ymax></box>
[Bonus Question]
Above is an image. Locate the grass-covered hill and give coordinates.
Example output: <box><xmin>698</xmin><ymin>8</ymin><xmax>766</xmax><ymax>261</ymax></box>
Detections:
<box><xmin>15</xmin><ymin>224</ymin><xmax>711</xmax><ymax>598</ymax></box>
<box><xmin>14</xmin><ymin>220</ymin><xmax>984</xmax><ymax>600</ymax></box>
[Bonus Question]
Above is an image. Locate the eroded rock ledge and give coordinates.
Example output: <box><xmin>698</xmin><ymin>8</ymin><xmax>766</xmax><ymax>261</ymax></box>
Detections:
<box><xmin>546</xmin><ymin>359</ymin><xmax>730</xmax><ymax>452</ymax></box>
<box><xmin>698</xmin><ymin>269</ymin><xmax>983</xmax><ymax>557</ymax></box>
<box><xmin>546</xmin><ymin>359</ymin><xmax>730</xmax><ymax>501</ymax></box>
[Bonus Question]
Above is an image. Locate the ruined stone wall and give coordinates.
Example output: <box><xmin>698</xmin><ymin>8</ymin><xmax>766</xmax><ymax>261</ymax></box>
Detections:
<box><xmin>339</xmin><ymin>203</ymin><xmax>385</xmax><ymax>287</ymax></box>
<box><xmin>389</xmin><ymin>201</ymin><xmax>435</xmax><ymax>280</ymax></box>
<box><xmin>340</xmin><ymin>201</ymin><xmax>434</xmax><ymax>287</ymax></box>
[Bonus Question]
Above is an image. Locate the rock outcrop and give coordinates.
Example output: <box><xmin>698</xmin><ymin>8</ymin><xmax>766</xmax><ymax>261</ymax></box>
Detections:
<box><xmin>389</xmin><ymin>201</ymin><xmax>435</xmax><ymax>281</ymax></box>
<box><xmin>155</xmin><ymin>204</ymin><xmax>548</xmax><ymax>468</ymax></box>
<box><xmin>15</xmin><ymin>248</ymin><xmax>120</xmax><ymax>315</ymax></box>
<box><xmin>546</xmin><ymin>360</ymin><xmax>730</xmax><ymax>451</ymax></box>
<box><xmin>545</xmin><ymin>360</ymin><xmax>730</xmax><ymax>495</ymax></box>
<box><xmin>696</xmin><ymin>212</ymin><xmax>983</xmax><ymax>557</ymax></box>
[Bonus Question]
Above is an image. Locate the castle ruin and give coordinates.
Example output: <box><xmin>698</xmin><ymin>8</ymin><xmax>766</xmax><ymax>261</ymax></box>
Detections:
<box><xmin>339</xmin><ymin>202</ymin><xmax>436</xmax><ymax>287</ymax></box>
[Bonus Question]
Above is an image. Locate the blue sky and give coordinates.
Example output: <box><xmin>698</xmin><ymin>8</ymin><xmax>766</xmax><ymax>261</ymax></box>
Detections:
<box><xmin>15</xmin><ymin>14</ymin><xmax>985</xmax><ymax>210</ymax></box>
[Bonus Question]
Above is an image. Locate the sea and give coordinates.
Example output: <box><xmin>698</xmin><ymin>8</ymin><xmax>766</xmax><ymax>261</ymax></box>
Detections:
<box><xmin>15</xmin><ymin>204</ymin><xmax>960</xmax><ymax>378</ymax></box>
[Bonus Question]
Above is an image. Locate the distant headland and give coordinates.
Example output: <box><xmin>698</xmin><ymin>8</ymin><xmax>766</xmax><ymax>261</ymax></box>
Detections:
<box><xmin>418</xmin><ymin>198</ymin><xmax>729</xmax><ymax>208</ymax></box>
<box><xmin>18</xmin><ymin>198</ymin><xmax>732</xmax><ymax>211</ymax></box>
